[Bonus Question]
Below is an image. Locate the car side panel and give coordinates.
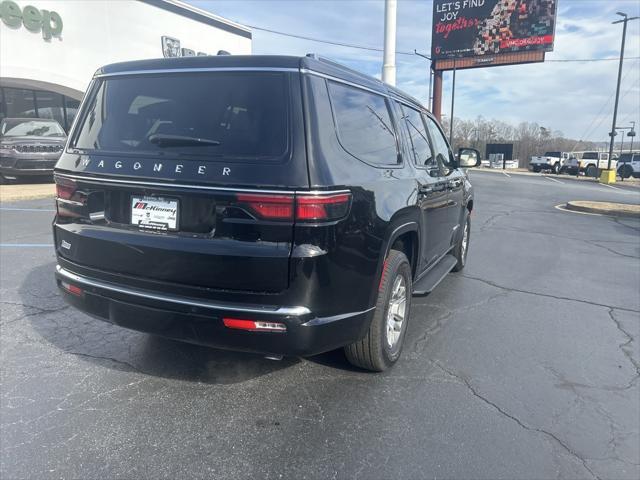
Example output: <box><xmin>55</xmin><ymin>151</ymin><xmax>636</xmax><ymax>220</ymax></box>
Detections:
<box><xmin>301</xmin><ymin>74</ymin><xmax>422</xmax><ymax>310</ymax></box>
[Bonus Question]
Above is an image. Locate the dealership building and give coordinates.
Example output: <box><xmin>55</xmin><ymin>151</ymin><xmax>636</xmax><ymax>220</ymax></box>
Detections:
<box><xmin>0</xmin><ymin>0</ymin><xmax>252</xmax><ymax>131</ymax></box>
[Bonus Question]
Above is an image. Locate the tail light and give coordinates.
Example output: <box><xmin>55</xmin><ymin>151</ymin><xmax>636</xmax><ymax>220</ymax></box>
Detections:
<box><xmin>296</xmin><ymin>193</ymin><xmax>351</xmax><ymax>221</ymax></box>
<box><xmin>55</xmin><ymin>176</ymin><xmax>87</xmax><ymax>219</ymax></box>
<box><xmin>236</xmin><ymin>192</ymin><xmax>351</xmax><ymax>222</ymax></box>
<box><xmin>223</xmin><ymin>318</ymin><xmax>287</xmax><ymax>332</ymax></box>
<box><xmin>236</xmin><ymin>194</ymin><xmax>294</xmax><ymax>220</ymax></box>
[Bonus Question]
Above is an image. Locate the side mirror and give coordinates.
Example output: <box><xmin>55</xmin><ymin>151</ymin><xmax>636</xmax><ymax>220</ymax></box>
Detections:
<box><xmin>457</xmin><ymin>148</ymin><xmax>482</xmax><ymax>168</ymax></box>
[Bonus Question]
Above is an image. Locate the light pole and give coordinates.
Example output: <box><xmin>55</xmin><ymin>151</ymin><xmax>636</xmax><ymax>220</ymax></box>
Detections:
<box><xmin>414</xmin><ymin>50</ymin><xmax>433</xmax><ymax>110</ymax></box>
<box><xmin>382</xmin><ymin>0</ymin><xmax>397</xmax><ymax>85</ymax></box>
<box><xmin>628</xmin><ymin>122</ymin><xmax>636</xmax><ymax>153</ymax></box>
<box><xmin>607</xmin><ymin>12</ymin><xmax>639</xmax><ymax>173</ymax></box>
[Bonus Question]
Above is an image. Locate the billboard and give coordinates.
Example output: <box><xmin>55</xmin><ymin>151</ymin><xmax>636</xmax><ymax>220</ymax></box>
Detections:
<box><xmin>432</xmin><ymin>0</ymin><xmax>557</xmax><ymax>61</ymax></box>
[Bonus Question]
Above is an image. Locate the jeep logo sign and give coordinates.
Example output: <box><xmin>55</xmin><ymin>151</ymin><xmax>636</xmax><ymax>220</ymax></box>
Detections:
<box><xmin>0</xmin><ymin>0</ymin><xmax>63</xmax><ymax>40</ymax></box>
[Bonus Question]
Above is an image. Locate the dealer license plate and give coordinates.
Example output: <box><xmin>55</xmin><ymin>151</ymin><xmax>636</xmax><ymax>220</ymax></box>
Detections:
<box><xmin>131</xmin><ymin>196</ymin><xmax>178</xmax><ymax>231</ymax></box>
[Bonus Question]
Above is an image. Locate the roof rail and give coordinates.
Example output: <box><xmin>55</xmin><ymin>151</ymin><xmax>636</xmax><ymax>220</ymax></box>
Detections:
<box><xmin>305</xmin><ymin>53</ymin><xmax>383</xmax><ymax>84</ymax></box>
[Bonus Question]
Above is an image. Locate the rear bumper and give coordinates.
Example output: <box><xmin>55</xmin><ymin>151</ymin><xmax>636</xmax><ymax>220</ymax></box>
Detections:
<box><xmin>55</xmin><ymin>265</ymin><xmax>374</xmax><ymax>356</ymax></box>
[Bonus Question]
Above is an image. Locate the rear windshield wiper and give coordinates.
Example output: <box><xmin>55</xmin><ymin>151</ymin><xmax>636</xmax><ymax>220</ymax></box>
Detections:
<box><xmin>148</xmin><ymin>134</ymin><xmax>221</xmax><ymax>147</ymax></box>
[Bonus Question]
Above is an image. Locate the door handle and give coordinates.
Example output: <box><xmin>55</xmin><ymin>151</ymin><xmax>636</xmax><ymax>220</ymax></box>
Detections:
<box><xmin>418</xmin><ymin>186</ymin><xmax>433</xmax><ymax>194</ymax></box>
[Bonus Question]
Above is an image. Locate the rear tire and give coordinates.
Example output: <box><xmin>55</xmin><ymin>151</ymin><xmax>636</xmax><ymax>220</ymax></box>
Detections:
<box><xmin>344</xmin><ymin>249</ymin><xmax>412</xmax><ymax>372</ymax></box>
<box><xmin>619</xmin><ymin>165</ymin><xmax>632</xmax><ymax>180</ymax></box>
<box><xmin>532</xmin><ymin>165</ymin><xmax>541</xmax><ymax>173</ymax></box>
<box><xmin>452</xmin><ymin>215</ymin><xmax>470</xmax><ymax>272</ymax></box>
<box><xmin>552</xmin><ymin>163</ymin><xmax>560</xmax><ymax>174</ymax></box>
<box><xmin>586</xmin><ymin>165</ymin><xmax>597</xmax><ymax>177</ymax></box>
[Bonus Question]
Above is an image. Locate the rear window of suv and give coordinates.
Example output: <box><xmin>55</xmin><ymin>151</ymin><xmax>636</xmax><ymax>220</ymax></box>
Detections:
<box><xmin>72</xmin><ymin>72</ymin><xmax>289</xmax><ymax>161</ymax></box>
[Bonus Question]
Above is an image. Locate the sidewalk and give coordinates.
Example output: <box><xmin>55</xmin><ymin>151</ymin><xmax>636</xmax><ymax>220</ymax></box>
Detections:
<box><xmin>0</xmin><ymin>183</ymin><xmax>56</xmax><ymax>202</ymax></box>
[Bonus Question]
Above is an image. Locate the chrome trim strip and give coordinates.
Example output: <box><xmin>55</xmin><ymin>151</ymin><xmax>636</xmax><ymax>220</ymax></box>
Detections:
<box><xmin>300</xmin><ymin>68</ymin><xmax>383</xmax><ymax>96</ymax></box>
<box><xmin>56</xmin><ymin>198</ymin><xmax>84</xmax><ymax>206</ymax></box>
<box><xmin>56</xmin><ymin>265</ymin><xmax>311</xmax><ymax>316</ymax></box>
<box><xmin>94</xmin><ymin>67</ymin><xmax>299</xmax><ymax>78</ymax></box>
<box><xmin>54</xmin><ymin>172</ymin><xmax>350</xmax><ymax>196</ymax></box>
<box><xmin>301</xmin><ymin>306</ymin><xmax>376</xmax><ymax>326</ymax></box>
<box><xmin>300</xmin><ymin>69</ymin><xmax>429</xmax><ymax>115</ymax></box>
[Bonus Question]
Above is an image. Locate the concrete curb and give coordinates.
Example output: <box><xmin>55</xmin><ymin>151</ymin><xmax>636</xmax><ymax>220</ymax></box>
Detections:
<box><xmin>565</xmin><ymin>201</ymin><xmax>640</xmax><ymax>218</ymax></box>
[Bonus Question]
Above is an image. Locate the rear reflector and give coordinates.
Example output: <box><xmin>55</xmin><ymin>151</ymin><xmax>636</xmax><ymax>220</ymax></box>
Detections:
<box><xmin>223</xmin><ymin>318</ymin><xmax>287</xmax><ymax>332</ymax></box>
<box><xmin>60</xmin><ymin>281</ymin><xmax>83</xmax><ymax>297</ymax></box>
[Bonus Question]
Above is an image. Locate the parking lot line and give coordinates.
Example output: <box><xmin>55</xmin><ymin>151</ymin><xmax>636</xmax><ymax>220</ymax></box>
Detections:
<box><xmin>501</xmin><ymin>171</ymin><xmax>511</xmax><ymax>178</ymax></box>
<box><xmin>543</xmin><ymin>176</ymin><xmax>564</xmax><ymax>184</ymax></box>
<box><xmin>0</xmin><ymin>243</ymin><xmax>53</xmax><ymax>248</ymax></box>
<box><xmin>0</xmin><ymin>208</ymin><xmax>56</xmax><ymax>212</ymax></box>
<box><xmin>598</xmin><ymin>183</ymin><xmax>625</xmax><ymax>191</ymax></box>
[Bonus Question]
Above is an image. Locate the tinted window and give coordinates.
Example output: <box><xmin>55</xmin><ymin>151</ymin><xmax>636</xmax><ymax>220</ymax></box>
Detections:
<box><xmin>544</xmin><ymin>152</ymin><xmax>561</xmax><ymax>157</ymax></box>
<box><xmin>401</xmin><ymin>105</ymin><xmax>434</xmax><ymax>168</ymax></box>
<box><xmin>582</xmin><ymin>152</ymin><xmax>598</xmax><ymax>160</ymax></box>
<box><xmin>328</xmin><ymin>82</ymin><xmax>398</xmax><ymax>166</ymax></box>
<box><xmin>74</xmin><ymin>73</ymin><xmax>289</xmax><ymax>160</ymax></box>
<box><xmin>424</xmin><ymin>115</ymin><xmax>454</xmax><ymax>168</ymax></box>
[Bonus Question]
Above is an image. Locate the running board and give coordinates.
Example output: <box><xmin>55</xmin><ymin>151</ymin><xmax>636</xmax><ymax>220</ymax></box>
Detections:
<box><xmin>412</xmin><ymin>254</ymin><xmax>457</xmax><ymax>296</ymax></box>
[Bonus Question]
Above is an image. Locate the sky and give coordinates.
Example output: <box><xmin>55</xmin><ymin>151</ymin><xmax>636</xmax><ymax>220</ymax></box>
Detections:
<box><xmin>189</xmin><ymin>0</ymin><xmax>640</xmax><ymax>142</ymax></box>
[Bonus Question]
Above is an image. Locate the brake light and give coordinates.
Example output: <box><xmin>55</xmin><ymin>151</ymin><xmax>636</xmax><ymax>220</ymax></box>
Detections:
<box><xmin>223</xmin><ymin>318</ymin><xmax>287</xmax><ymax>332</ymax></box>
<box><xmin>236</xmin><ymin>194</ymin><xmax>294</xmax><ymax>220</ymax></box>
<box><xmin>235</xmin><ymin>192</ymin><xmax>351</xmax><ymax>222</ymax></box>
<box><xmin>296</xmin><ymin>193</ymin><xmax>351</xmax><ymax>221</ymax></box>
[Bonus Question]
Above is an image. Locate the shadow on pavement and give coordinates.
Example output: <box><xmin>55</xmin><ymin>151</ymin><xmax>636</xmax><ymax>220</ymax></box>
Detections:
<box><xmin>22</xmin><ymin>262</ymin><xmax>300</xmax><ymax>385</ymax></box>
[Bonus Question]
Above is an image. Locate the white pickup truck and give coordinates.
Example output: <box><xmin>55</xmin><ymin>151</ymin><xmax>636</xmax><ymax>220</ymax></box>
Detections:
<box><xmin>530</xmin><ymin>151</ymin><xmax>570</xmax><ymax>174</ymax></box>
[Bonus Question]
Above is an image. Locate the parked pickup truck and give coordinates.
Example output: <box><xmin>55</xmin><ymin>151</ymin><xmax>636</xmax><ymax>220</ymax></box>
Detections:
<box><xmin>530</xmin><ymin>151</ymin><xmax>570</xmax><ymax>174</ymax></box>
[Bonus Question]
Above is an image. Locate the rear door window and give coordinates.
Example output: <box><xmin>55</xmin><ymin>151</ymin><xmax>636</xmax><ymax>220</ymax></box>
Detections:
<box><xmin>73</xmin><ymin>72</ymin><xmax>289</xmax><ymax>161</ymax></box>
<box><xmin>424</xmin><ymin>115</ymin><xmax>455</xmax><ymax>169</ymax></box>
<box><xmin>400</xmin><ymin>105</ymin><xmax>435</xmax><ymax>169</ymax></box>
<box><xmin>328</xmin><ymin>81</ymin><xmax>399</xmax><ymax>166</ymax></box>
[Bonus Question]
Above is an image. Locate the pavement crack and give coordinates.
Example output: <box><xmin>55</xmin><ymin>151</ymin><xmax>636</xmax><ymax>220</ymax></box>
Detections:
<box><xmin>65</xmin><ymin>351</ymin><xmax>145</xmax><ymax>375</ymax></box>
<box><xmin>458</xmin><ymin>274</ymin><xmax>640</xmax><ymax>314</ymax></box>
<box><xmin>433</xmin><ymin>361</ymin><xmax>601</xmax><ymax>480</ymax></box>
<box><xmin>608</xmin><ymin>308</ymin><xmax>640</xmax><ymax>380</ymax></box>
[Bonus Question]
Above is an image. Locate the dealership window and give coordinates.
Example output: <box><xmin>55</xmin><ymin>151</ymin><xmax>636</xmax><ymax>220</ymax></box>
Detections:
<box><xmin>328</xmin><ymin>81</ymin><xmax>399</xmax><ymax>166</ymax></box>
<box><xmin>35</xmin><ymin>90</ymin><xmax>66</xmax><ymax>128</ymax></box>
<box><xmin>0</xmin><ymin>87</ymin><xmax>80</xmax><ymax>132</ymax></box>
<box><xmin>3</xmin><ymin>88</ymin><xmax>37</xmax><ymax>119</ymax></box>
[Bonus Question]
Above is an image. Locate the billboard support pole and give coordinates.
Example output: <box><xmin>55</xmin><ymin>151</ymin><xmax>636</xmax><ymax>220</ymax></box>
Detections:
<box><xmin>433</xmin><ymin>69</ymin><xmax>443</xmax><ymax>120</ymax></box>
<box><xmin>449</xmin><ymin>59</ymin><xmax>456</xmax><ymax>143</ymax></box>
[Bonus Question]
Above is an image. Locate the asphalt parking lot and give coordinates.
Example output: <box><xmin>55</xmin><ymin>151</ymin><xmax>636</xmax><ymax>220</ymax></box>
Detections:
<box><xmin>1</xmin><ymin>172</ymin><xmax>639</xmax><ymax>480</ymax></box>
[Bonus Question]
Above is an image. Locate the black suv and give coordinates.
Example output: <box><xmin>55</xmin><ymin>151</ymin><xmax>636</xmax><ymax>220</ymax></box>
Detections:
<box><xmin>53</xmin><ymin>55</ymin><xmax>480</xmax><ymax>371</ymax></box>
